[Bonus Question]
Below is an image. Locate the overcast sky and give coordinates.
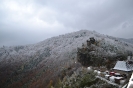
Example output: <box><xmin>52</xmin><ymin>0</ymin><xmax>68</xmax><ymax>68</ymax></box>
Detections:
<box><xmin>0</xmin><ymin>0</ymin><xmax>133</xmax><ymax>47</ymax></box>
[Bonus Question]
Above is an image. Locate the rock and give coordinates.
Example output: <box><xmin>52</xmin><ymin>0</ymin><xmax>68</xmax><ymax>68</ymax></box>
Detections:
<box><xmin>94</xmin><ymin>70</ymin><xmax>98</xmax><ymax>74</ymax></box>
<box><xmin>97</xmin><ymin>71</ymin><xmax>101</xmax><ymax>76</ymax></box>
<box><xmin>87</xmin><ymin>67</ymin><xmax>92</xmax><ymax>72</ymax></box>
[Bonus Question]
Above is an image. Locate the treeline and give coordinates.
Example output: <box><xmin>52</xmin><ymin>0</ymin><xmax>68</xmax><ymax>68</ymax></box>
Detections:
<box><xmin>77</xmin><ymin>37</ymin><xmax>129</xmax><ymax>69</ymax></box>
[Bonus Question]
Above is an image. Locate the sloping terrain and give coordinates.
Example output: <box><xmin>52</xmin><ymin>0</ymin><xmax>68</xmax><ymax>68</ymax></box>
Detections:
<box><xmin>0</xmin><ymin>30</ymin><xmax>133</xmax><ymax>88</ymax></box>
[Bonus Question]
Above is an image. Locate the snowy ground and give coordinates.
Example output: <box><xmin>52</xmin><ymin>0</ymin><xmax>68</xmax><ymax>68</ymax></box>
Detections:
<box><xmin>96</xmin><ymin>76</ymin><xmax>121</xmax><ymax>88</ymax></box>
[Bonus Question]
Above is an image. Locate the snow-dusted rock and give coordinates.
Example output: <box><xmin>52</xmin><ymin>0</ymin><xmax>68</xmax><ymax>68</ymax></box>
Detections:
<box><xmin>87</xmin><ymin>67</ymin><xmax>92</xmax><ymax>72</ymax></box>
<box><xmin>94</xmin><ymin>70</ymin><xmax>98</xmax><ymax>74</ymax></box>
<box><xmin>97</xmin><ymin>71</ymin><xmax>101</xmax><ymax>76</ymax></box>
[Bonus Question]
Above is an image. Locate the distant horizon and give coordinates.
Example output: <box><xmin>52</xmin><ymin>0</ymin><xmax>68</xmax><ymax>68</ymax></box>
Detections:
<box><xmin>0</xmin><ymin>29</ymin><xmax>133</xmax><ymax>47</ymax></box>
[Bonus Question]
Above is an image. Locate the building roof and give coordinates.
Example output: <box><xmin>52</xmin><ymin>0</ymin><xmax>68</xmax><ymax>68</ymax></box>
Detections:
<box><xmin>113</xmin><ymin>61</ymin><xmax>133</xmax><ymax>71</ymax></box>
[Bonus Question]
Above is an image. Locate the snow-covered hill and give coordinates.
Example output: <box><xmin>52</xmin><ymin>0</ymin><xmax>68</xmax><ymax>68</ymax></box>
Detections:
<box><xmin>1</xmin><ymin>30</ymin><xmax>133</xmax><ymax>62</ymax></box>
<box><xmin>0</xmin><ymin>30</ymin><xmax>133</xmax><ymax>88</ymax></box>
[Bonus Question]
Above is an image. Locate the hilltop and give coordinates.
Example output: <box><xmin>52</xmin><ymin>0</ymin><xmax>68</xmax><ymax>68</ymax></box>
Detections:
<box><xmin>0</xmin><ymin>30</ymin><xmax>133</xmax><ymax>88</ymax></box>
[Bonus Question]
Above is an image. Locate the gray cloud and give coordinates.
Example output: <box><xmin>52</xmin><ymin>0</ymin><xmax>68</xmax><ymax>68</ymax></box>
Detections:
<box><xmin>0</xmin><ymin>0</ymin><xmax>133</xmax><ymax>47</ymax></box>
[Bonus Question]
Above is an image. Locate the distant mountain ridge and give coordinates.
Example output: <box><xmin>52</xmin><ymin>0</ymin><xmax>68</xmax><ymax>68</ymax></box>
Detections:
<box><xmin>0</xmin><ymin>30</ymin><xmax>133</xmax><ymax>88</ymax></box>
<box><xmin>118</xmin><ymin>38</ymin><xmax>133</xmax><ymax>44</ymax></box>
